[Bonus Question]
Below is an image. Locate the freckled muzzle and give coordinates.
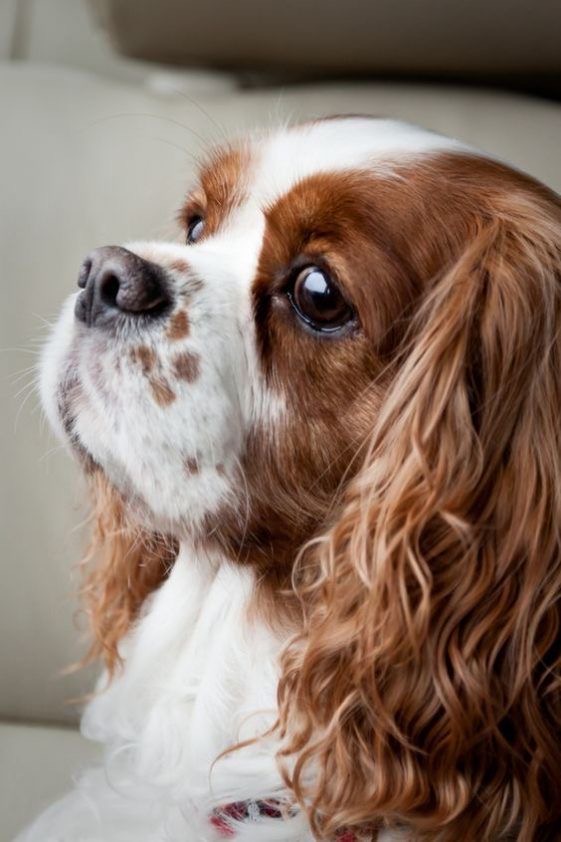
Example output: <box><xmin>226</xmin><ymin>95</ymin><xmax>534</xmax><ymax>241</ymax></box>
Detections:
<box><xmin>75</xmin><ymin>245</ymin><xmax>172</xmax><ymax>328</ymax></box>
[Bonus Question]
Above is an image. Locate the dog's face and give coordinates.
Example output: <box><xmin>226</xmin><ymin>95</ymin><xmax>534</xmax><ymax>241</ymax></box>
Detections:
<box><xmin>41</xmin><ymin>118</ymin><xmax>464</xmax><ymax>554</ymax></box>
<box><xmin>39</xmin><ymin>117</ymin><xmax>557</xmax><ymax>571</ymax></box>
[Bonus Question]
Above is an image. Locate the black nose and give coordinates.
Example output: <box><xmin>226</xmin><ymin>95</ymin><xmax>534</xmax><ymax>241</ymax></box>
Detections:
<box><xmin>75</xmin><ymin>246</ymin><xmax>171</xmax><ymax>327</ymax></box>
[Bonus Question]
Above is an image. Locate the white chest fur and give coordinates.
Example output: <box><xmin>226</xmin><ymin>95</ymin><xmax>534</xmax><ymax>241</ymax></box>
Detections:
<box><xmin>18</xmin><ymin>546</ymin><xmax>311</xmax><ymax>841</ymax></box>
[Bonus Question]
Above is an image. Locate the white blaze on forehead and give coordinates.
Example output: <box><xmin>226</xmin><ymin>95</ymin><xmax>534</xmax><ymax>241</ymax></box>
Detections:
<box><xmin>208</xmin><ymin>117</ymin><xmax>469</xmax><ymax>256</ymax></box>
<box><xmin>246</xmin><ymin>117</ymin><xmax>471</xmax><ymax>208</ymax></box>
<box><xmin>213</xmin><ymin>118</ymin><xmax>469</xmax><ymax>279</ymax></box>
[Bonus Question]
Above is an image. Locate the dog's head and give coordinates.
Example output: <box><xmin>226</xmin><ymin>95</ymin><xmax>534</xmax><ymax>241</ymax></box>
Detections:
<box><xmin>41</xmin><ymin>118</ymin><xmax>561</xmax><ymax>840</ymax></box>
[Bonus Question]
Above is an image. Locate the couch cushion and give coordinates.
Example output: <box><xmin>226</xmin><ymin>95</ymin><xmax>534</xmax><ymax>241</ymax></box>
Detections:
<box><xmin>89</xmin><ymin>0</ymin><xmax>561</xmax><ymax>75</ymax></box>
<box><xmin>1</xmin><ymin>62</ymin><xmax>561</xmax><ymax>726</ymax></box>
<box><xmin>0</xmin><ymin>721</ymin><xmax>101</xmax><ymax>840</ymax></box>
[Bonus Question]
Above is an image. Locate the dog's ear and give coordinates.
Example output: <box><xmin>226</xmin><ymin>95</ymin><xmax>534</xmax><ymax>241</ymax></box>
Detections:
<box><xmin>79</xmin><ymin>473</ymin><xmax>177</xmax><ymax>674</ymax></box>
<box><xmin>277</xmin><ymin>191</ymin><xmax>561</xmax><ymax>839</ymax></box>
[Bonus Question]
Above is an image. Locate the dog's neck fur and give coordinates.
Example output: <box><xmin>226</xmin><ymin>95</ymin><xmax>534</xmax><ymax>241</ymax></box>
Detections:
<box><xmin>79</xmin><ymin>543</ymin><xmax>307</xmax><ymax>838</ymax></box>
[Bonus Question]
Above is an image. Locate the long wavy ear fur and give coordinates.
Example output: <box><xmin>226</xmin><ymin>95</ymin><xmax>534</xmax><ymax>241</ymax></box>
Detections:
<box><xmin>277</xmin><ymin>190</ymin><xmax>561</xmax><ymax>840</ymax></box>
<box><xmin>79</xmin><ymin>473</ymin><xmax>177</xmax><ymax>675</ymax></box>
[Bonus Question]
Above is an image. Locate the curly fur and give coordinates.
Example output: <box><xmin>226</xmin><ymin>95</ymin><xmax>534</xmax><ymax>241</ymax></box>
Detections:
<box><xmin>276</xmin><ymin>198</ymin><xmax>561</xmax><ymax>840</ymax></box>
<box><xmin>79</xmin><ymin>474</ymin><xmax>177</xmax><ymax>674</ymax></box>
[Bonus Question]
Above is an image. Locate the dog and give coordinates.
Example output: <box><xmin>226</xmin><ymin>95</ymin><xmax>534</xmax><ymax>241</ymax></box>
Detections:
<box><xmin>19</xmin><ymin>117</ymin><xmax>561</xmax><ymax>841</ymax></box>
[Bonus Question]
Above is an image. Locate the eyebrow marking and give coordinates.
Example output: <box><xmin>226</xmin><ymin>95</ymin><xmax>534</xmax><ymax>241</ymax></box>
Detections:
<box><xmin>178</xmin><ymin>142</ymin><xmax>252</xmax><ymax>240</ymax></box>
<box><xmin>200</xmin><ymin>144</ymin><xmax>251</xmax><ymax>216</ymax></box>
<box><xmin>149</xmin><ymin>376</ymin><xmax>176</xmax><ymax>406</ymax></box>
<box><xmin>166</xmin><ymin>310</ymin><xmax>190</xmax><ymax>341</ymax></box>
<box><xmin>172</xmin><ymin>351</ymin><xmax>200</xmax><ymax>382</ymax></box>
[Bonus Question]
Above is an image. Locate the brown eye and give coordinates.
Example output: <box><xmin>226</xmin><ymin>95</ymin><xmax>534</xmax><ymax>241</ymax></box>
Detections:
<box><xmin>289</xmin><ymin>265</ymin><xmax>353</xmax><ymax>332</ymax></box>
<box><xmin>186</xmin><ymin>216</ymin><xmax>205</xmax><ymax>244</ymax></box>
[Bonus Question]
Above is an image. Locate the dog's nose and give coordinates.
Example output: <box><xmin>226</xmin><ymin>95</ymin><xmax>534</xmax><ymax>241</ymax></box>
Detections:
<box><xmin>75</xmin><ymin>246</ymin><xmax>170</xmax><ymax>327</ymax></box>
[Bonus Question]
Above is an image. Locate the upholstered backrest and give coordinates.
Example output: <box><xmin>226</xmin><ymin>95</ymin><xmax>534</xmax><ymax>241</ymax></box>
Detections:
<box><xmin>89</xmin><ymin>0</ymin><xmax>561</xmax><ymax>75</ymax></box>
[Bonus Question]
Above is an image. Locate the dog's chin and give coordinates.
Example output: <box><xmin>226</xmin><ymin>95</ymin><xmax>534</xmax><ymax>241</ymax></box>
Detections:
<box><xmin>68</xmin><ymin>434</ymin><xmax>222</xmax><ymax>542</ymax></box>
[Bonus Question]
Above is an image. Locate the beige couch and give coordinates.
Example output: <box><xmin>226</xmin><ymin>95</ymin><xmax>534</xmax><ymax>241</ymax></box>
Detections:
<box><xmin>1</xmin><ymin>1</ymin><xmax>560</xmax><ymax>837</ymax></box>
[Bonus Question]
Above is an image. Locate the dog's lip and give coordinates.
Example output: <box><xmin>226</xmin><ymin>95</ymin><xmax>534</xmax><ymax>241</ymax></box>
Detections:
<box><xmin>55</xmin><ymin>376</ymin><xmax>97</xmax><ymax>472</ymax></box>
<box><xmin>56</xmin><ymin>377</ymin><xmax>79</xmax><ymax>435</ymax></box>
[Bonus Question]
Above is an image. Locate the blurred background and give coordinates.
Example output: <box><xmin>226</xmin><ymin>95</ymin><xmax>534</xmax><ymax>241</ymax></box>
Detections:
<box><xmin>1</xmin><ymin>0</ymin><xmax>560</xmax><ymax>837</ymax></box>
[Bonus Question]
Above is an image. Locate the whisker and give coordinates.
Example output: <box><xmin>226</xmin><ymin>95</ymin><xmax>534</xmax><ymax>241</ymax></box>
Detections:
<box><xmin>13</xmin><ymin>374</ymin><xmax>40</xmax><ymax>402</ymax></box>
<box><xmin>159</xmin><ymin>87</ymin><xmax>230</xmax><ymax>144</ymax></box>
<box><xmin>87</xmin><ymin>111</ymin><xmax>211</xmax><ymax>148</ymax></box>
<box><xmin>9</xmin><ymin>365</ymin><xmax>39</xmax><ymax>385</ymax></box>
<box><xmin>38</xmin><ymin>442</ymin><xmax>67</xmax><ymax>464</ymax></box>
<box><xmin>31</xmin><ymin>312</ymin><xmax>56</xmax><ymax>330</ymax></box>
<box><xmin>0</xmin><ymin>346</ymin><xmax>41</xmax><ymax>355</ymax></box>
<box><xmin>13</xmin><ymin>379</ymin><xmax>40</xmax><ymax>433</ymax></box>
<box><xmin>148</xmin><ymin>135</ymin><xmax>203</xmax><ymax>166</ymax></box>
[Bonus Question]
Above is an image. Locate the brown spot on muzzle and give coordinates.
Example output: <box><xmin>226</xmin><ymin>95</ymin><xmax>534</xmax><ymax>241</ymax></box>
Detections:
<box><xmin>166</xmin><ymin>310</ymin><xmax>190</xmax><ymax>341</ymax></box>
<box><xmin>169</xmin><ymin>258</ymin><xmax>190</xmax><ymax>275</ymax></box>
<box><xmin>130</xmin><ymin>345</ymin><xmax>156</xmax><ymax>374</ymax></box>
<box><xmin>149</xmin><ymin>376</ymin><xmax>176</xmax><ymax>406</ymax></box>
<box><xmin>172</xmin><ymin>351</ymin><xmax>200</xmax><ymax>382</ymax></box>
<box><xmin>184</xmin><ymin>456</ymin><xmax>200</xmax><ymax>475</ymax></box>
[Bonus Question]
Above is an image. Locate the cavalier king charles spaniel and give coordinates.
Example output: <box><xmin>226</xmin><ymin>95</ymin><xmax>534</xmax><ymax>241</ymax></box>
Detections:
<box><xmin>19</xmin><ymin>117</ymin><xmax>561</xmax><ymax>842</ymax></box>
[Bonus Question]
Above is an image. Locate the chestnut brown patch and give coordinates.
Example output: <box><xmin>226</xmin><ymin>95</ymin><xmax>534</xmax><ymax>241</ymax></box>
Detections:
<box><xmin>172</xmin><ymin>351</ymin><xmax>200</xmax><ymax>382</ymax></box>
<box><xmin>166</xmin><ymin>310</ymin><xmax>190</xmax><ymax>341</ymax></box>
<box><xmin>149</xmin><ymin>376</ymin><xmax>176</xmax><ymax>406</ymax></box>
<box><xmin>130</xmin><ymin>345</ymin><xmax>156</xmax><ymax>374</ymax></box>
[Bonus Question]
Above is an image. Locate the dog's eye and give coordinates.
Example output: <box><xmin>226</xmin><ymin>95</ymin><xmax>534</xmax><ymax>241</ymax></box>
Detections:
<box><xmin>289</xmin><ymin>266</ymin><xmax>353</xmax><ymax>332</ymax></box>
<box><xmin>186</xmin><ymin>216</ymin><xmax>205</xmax><ymax>244</ymax></box>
